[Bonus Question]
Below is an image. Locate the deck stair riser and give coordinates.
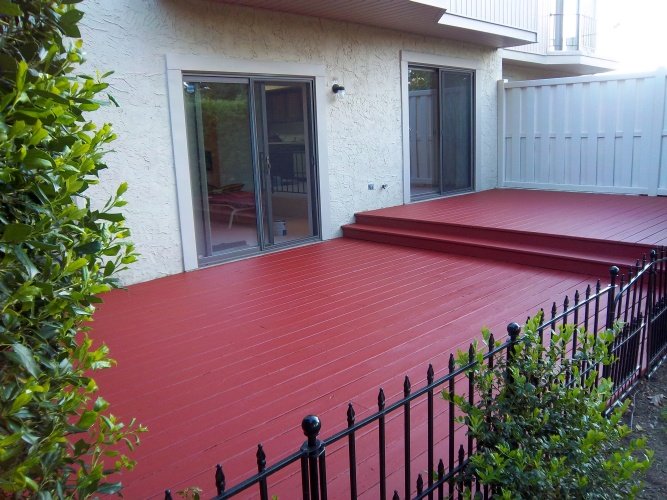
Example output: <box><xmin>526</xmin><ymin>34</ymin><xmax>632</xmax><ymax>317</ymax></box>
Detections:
<box><xmin>343</xmin><ymin>217</ymin><xmax>653</xmax><ymax>278</ymax></box>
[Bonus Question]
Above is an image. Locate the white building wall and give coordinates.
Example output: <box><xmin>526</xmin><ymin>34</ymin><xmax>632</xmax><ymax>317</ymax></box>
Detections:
<box><xmin>80</xmin><ymin>0</ymin><xmax>501</xmax><ymax>284</ymax></box>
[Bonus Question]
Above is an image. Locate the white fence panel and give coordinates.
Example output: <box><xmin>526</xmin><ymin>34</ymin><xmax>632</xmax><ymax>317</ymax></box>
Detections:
<box><xmin>499</xmin><ymin>70</ymin><xmax>667</xmax><ymax>195</ymax></box>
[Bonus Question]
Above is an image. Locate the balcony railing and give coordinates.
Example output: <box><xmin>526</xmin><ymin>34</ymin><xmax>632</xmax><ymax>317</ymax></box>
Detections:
<box><xmin>549</xmin><ymin>13</ymin><xmax>597</xmax><ymax>53</ymax></box>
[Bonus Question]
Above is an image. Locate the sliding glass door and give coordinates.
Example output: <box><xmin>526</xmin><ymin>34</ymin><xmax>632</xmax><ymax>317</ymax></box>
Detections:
<box><xmin>408</xmin><ymin>66</ymin><xmax>474</xmax><ymax>200</ymax></box>
<box><xmin>183</xmin><ymin>76</ymin><xmax>319</xmax><ymax>266</ymax></box>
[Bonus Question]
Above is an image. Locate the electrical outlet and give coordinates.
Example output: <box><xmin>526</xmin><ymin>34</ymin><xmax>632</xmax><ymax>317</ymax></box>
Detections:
<box><xmin>368</xmin><ymin>183</ymin><xmax>375</xmax><ymax>190</ymax></box>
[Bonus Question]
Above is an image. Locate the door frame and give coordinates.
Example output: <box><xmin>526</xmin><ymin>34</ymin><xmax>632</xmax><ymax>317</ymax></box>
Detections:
<box><xmin>400</xmin><ymin>51</ymin><xmax>484</xmax><ymax>204</ymax></box>
<box><xmin>166</xmin><ymin>54</ymin><xmax>329</xmax><ymax>271</ymax></box>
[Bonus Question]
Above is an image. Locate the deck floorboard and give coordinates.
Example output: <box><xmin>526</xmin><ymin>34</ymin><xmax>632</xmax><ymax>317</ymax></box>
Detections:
<box><xmin>94</xmin><ymin>240</ymin><xmax>596</xmax><ymax>497</ymax></box>
<box><xmin>92</xmin><ymin>189</ymin><xmax>666</xmax><ymax>497</ymax></box>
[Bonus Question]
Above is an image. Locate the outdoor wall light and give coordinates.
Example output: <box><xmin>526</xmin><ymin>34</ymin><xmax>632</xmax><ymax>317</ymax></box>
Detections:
<box><xmin>332</xmin><ymin>83</ymin><xmax>346</xmax><ymax>97</ymax></box>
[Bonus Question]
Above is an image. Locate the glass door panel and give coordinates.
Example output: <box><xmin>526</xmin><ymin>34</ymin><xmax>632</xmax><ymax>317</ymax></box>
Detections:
<box><xmin>408</xmin><ymin>68</ymin><xmax>440</xmax><ymax>199</ymax></box>
<box><xmin>441</xmin><ymin>71</ymin><xmax>473</xmax><ymax>192</ymax></box>
<box><xmin>257</xmin><ymin>81</ymin><xmax>318</xmax><ymax>247</ymax></box>
<box><xmin>183</xmin><ymin>80</ymin><xmax>259</xmax><ymax>263</ymax></box>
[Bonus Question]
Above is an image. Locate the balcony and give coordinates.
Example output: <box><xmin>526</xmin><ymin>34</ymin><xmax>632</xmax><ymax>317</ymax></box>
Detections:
<box><xmin>548</xmin><ymin>13</ymin><xmax>596</xmax><ymax>54</ymax></box>
<box><xmin>503</xmin><ymin>8</ymin><xmax>617</xmax><ymax>75</ymax></box>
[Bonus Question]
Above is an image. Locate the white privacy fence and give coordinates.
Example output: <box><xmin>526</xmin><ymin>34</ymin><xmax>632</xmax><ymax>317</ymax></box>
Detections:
<box><xmin>498</xmin><ymin>70</ymin><xmax>667</xmax><ymax>195</ymax></box>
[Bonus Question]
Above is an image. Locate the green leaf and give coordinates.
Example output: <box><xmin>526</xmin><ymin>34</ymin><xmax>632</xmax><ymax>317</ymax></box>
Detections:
<box><xmin>75</xmin><ymin>240</ymin><xmax>102</xmax><ymax>254</ymax></box>
<box><xmin>65</xmin><ymin>257</ymin><xmax>88</xmax><ymax>274</ymax></box>
<box><xmin>14</xmin><ymin>245</ymin><xmax>39</xmax><ymax>278</ymax></box>
<box><xmin>116</xmin><ymin>181</ymin><xmax>128</xmax><ymax>196</ymax></box>
<box><xmin>93</xmin><ymin>397</ymin><xmax>110</xmax><ymax>411</ymax></box>
<box><xmin>10</xmin><ymin>391</ymin><xmax>33</xmax><ymax>413</ymax></box>
<box><xmin>96</xmin><ymin>212</ymin><xmax>124</xmax><ymax>222</ymax></box>
<box><xmin>9</xmin><ymin>343</ymin><xmax>41</xmax><ymax>377</ymax></box>
<box><xmin>96</xmin><ymin>482</ymin><xmax>123</xmax><ymax>495</ymax></box>
<box><xmin>2</xmin><ymin>223</ymin><xmax>32</xmax><ymax>242</ymax></box>
<box><xmin>76</xmin><ymin>410</ymin><xmax>97</xmax><ymax>430</ymax></box>
<box><xmin>23</xmin><ymin>148</ymin><xmax>55</xmax><ymax>169</ymax></box>
<box><xmin>0</xmin><ymin>0</ymin><xmax>21</xmax><ymax>16</ymax></box>
<box><xmin>28</xmin><ymin>127</ymin><xmax>50</xmax><ymax>146</ymax></box>
<box><xmin>60</xmin><ymin>8</ymin><xmax>84</xmax><ymax>25</ymax></box>
<box><xmin>28</xmin><ymin>89</ymin><xmax>70</xmax><ymax>105</ymax></box>
<box><xmin>15</xmin><ymin>59</ymin><xmax>27</xmax><ymax>94</ymax></box>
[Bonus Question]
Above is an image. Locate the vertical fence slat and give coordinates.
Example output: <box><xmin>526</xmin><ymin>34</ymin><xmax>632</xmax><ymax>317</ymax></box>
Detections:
<box><xmin>437</xmin><ymin>459</ymin><xmax>445</xmax><ymax>500</ymax></box>
<box><xmin>467</xmin><ymin>345</ymin><xmax>475</xmax><ymax>461</ymax></box>
<box><xmin>427</xmin><ymin>364</ymin><xmax>435</xmax><ymax>500</ymax></box>
<box><xmin>347</xmin><ymin>404</ymin><xmax>357</xmax><ymax>500</ymax></box>
<box><xmin>404</xmin><ymin>376</ymin><xmax>412</xmax><ymax>500</ymax></box>
<box><xmin>457</xmin><ymin>445</ymin><xmax>465</xmax><ymax>500</ymax></box>
<box><xmin>216</xmin><ymin>464</ymin><xmax>226</xmax><ymax>496</ymax></box>
<box><xmin>301</xmin><ymin>416</ymin><xmax>325</xmax><ymax>500</ymax></box>
<box><xmin>378</xmin><ymin>389</ymin><xmax>386</xmax><ymax>500</ymax></box>
<box><xmin>256</xmin><ymin>445</ymin><xmax>269</xmax><ymax>500</ymax></box>
<box><xmin>448</xmin><ymin>354</ymin><xmax>455</xmax><ymax>499</ymax></box>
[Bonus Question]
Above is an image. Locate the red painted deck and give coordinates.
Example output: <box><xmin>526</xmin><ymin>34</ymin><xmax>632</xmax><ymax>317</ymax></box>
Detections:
<box><xmin>343</xmin><ymin>189</ymin><xmax>667</xmax><ymax>277</ymax></box>
<box><xmin>359</xmin><ymin>189</ymin><xmax>667</xmax><ymax>246</ymax></box>
<box><xmin>93</xmin><ymin>239</ymin><xmax>598</xmax><ymax>498</ymax></box>
<box><xmin>91</xmin><ymin>189</ymin><xmax>666</xmax><ymax>497</ymax></box>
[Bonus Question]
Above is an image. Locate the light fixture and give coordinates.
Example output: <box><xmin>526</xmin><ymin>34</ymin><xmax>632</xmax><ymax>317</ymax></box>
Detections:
<box><xmin>332</xmin><ymin>83</ymin><xmax>346</xmax><ymax>97</ymax></box>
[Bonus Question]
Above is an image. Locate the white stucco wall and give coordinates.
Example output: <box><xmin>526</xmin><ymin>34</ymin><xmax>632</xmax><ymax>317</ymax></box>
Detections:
<box><xmin>80</xmin><ymin>0</ymin><xmax>502</xmax><ymax>285</ymax></box>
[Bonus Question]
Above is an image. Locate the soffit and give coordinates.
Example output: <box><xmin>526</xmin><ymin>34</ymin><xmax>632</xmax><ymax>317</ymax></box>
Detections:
<box><xmin>502</xmin><ymin>49</ymin><xmax>619</xmax><ymax>76</ymax></box>
<box><xmin>213</xmin><ymin>0</ymin><xmax>537</xmax><ymax>48</ymax></box>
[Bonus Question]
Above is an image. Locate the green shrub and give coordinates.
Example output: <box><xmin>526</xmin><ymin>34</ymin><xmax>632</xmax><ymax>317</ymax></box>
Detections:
<box><xmin>0</xmin><ymin>0</ymin><xmax>143</xmax><ymax>496</ymax></box>
<box><xmin>445</xmin><ymin>314</ymin><xmax>652</xmax><ymax>499</ymax></box>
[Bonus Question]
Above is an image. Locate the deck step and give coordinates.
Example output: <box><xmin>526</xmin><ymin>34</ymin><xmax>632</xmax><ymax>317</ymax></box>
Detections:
<box><xmin>342</xmin><ymin>219</ymin><xmax>653</xmax><ymax>278</ymax></box>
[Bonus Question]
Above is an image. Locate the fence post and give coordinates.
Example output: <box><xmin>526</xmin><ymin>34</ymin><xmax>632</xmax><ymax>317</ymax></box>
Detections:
<box><xmin>643</xmin><ymin>250</ymin><xmax>658</xmax><ymax>375</ymax></box>
<box><xmin>300</xmin><ymin>415</ymin><xmax>327</xmax><ymax>500</ymax></box>
<box><xmin>215</xmin><ymin>464</ymin><xmax>225</xmax><ymax>496</ymax></box>
<box><xmin>506</xmin><ymin>322</ymin><xmax>521</xmax><ymax>384</ymax></box>
<box><xmin>647</xmin><ymin>69</ymin><xmax>667</xmax><ymax>195</ymax></box>
<box><xmin>602</xmin><ymin>266</ymin><xmax>620</xmax><ymax>380</ymax></box>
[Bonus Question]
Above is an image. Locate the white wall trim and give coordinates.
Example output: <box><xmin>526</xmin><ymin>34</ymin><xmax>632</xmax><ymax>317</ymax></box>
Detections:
<box><xmin>166</xmin><ymin>63</ymin><xmax>198</xmax><ymax>271</ymax></box>
<box><xmin>165</xmin><ymin>54</ymin><xmax>330</xmax><ymax>271</ymax></box>
<box><xmin>166</xmin><ymin>54</ymin><xmax>327</xmax><ymax>78</ymax></box>
<box><xmin>400</xmin><ymin>50</ymin><xmax>485</xmax><ymax>204</ymax></box>
<box><xmin>497</xmin><ymin>78</ymin><xmax>507</xmax><ymax>188</ymax></box>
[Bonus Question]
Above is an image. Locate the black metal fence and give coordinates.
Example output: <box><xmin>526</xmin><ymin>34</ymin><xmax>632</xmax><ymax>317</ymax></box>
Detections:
<box><xmin>165</xmin><ymin>248</ymin><xmax>667</xmax><ymax>500</ymax></box>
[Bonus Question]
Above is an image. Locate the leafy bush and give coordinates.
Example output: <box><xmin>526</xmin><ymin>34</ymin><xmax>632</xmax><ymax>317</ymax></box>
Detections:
<box><xmin>445</xmin><ymin>314</ymin><xmax>652</xmax><ymax>499</ymax></box>
<box><xmin>0</xmin><ymin>0</ymin><xmax>143</xmax><ymax>496</ymax></box>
